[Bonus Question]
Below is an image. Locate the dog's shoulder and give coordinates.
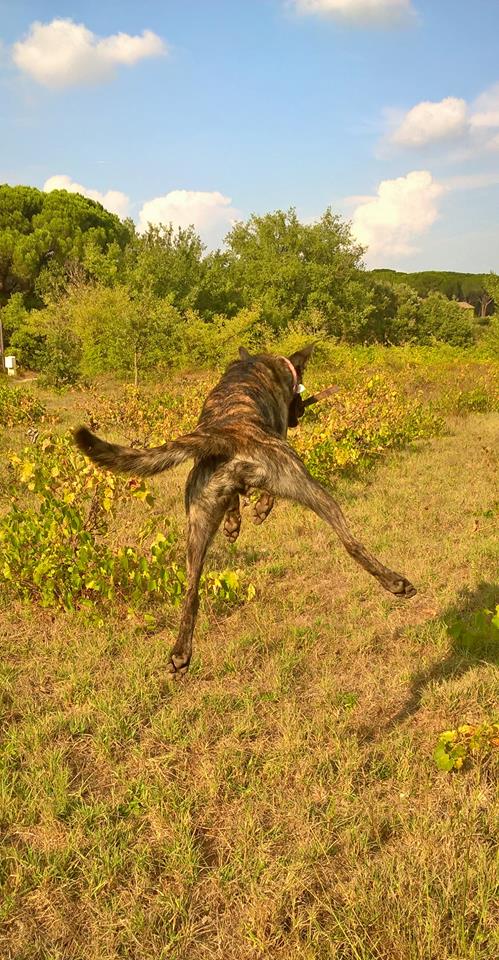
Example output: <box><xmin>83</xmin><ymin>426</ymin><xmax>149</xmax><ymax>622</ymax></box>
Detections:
<box><xmin>197</xmin><ymin>353</ymin><xmax>290</xmax><ymax>438</ymax></box>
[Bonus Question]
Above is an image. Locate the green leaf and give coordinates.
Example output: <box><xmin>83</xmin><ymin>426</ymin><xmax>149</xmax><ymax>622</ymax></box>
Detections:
<box><xmin>434</xmin><ymin>745</ymin><xmax>454</xmax><ymax>771</ymax></box>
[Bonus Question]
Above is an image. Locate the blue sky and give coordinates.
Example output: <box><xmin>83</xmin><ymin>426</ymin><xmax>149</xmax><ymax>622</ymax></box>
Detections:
<box><xmin>1</xmin><ymin>0</ymin><xmax>499</xmax><ymax>270</ymax></box>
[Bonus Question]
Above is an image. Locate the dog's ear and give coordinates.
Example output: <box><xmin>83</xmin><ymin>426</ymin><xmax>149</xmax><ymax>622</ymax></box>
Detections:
<box><xmin>288</xmin><ymin>343</ymin><xmax>314</xmax><ymax>377</ymax></box>
<box><xmin>239</xmin><ymin>346</ymin><xmax>251</xmax><ymax>361</ymax></box>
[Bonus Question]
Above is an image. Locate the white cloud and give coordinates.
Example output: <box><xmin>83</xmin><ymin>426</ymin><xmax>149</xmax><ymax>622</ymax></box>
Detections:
<box><xmin>43</xmin><ymin>174</ymin><xmax>130</xmax><ymax>218</ymax></box>
<box><xmin>470</xmin><ymin>82</ymin><xmax>499</xmax><ymax>129</ymax></box>
<box><xmin>12</xmin><ymin>18</ymin><xmax>166</xmax><ymax>88</ymax></box>
<box><xmin>137</xmin><ymin>190</ymin><xmax>240</xmax><ymax>246</ymax></box>
<box><xmin>392</xmin><ymin>97</ymin><xmax>468</xmax><ymax>147</ymax></box>
<box><xmin>290</xmin><ymin>0</ymin><xmax>415</xmax><ymax>26</ymax></box>
<box><xmin>486</xmin><ymin>132</ymin><xmax>499</xmax><ymax>151</ymax></box>
<box><xmin>389</xmin><ymin>83</ymin><xmax>499</xmax><ymax>151</ymax></box>
<box><xmin>350</xmin><ymin>170</ymin><xmax>444</xmax><ymax>263</ymax></box>
<box><xmin>42</xmin><ymin>179</ymin><xmax>240</xmax><ymax>240</ymax></box>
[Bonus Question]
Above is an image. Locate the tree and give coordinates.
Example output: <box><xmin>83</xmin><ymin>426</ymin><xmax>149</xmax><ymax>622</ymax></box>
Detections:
<box><xmin>223</xmin><ymin>207</ymin><xmax>365</xmax><ymax>332</ymax></box>
<box><xmin>484</xmin><ymin>272</ymin><xmax>499</xmax><ymax>307</ymax></box>
<box><xmin>124</xmin><ymin>223</ymin><xmax>205</xmax><ymax>312</ymax></box>
<box><xmin>47</xmin><ymin>283</ymin><xmax>185</xmax><ymax>383</ymax></box>
<box><xmin>0</xmin><ymin>292</ymin><xmax>29</xmax><ymax>340</ymax></box>
<box><xmin>0</xmin><ymin>185</ymin><xmax>132</xmax><ymax>309</ymax></box>
<box><xmin>418</xmin><ymin>292</ymin><xmax>475</xmax><ymax>346</ymax></box>
<box><xmin>370</xmin><ymin>268</ymin><xmax>497</xmax><ymax>318</ymax></box>
<box><xmin>195</xmin><ymin>250</ymin><xmax>243</xmax><ymax>319</ymax></box>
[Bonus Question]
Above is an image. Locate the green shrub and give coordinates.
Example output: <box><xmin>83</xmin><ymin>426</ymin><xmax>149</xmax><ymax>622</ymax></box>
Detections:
<box><xmin>0</xmin><ymin>381</ymin><xmax>46</xmax><ymax>426</ymax></box>
<box><xmin>293</xmin><ymin>375</ymin><xmax>443</xmax><ymax>483</ymax></box>
<box><xmin>0</xmin><ymin>292</ymin><xmax>30</xmax><ymax>341</ymax></box>
<box><xmin>455</xmin><ymin>386</ymin><xmax>497</xmax><ymax>414</ymax></box>
<box><xmin>418</xmin><ymin>292</ymin><xmax>475</xmax><ymax>347</ymax></box>
<box><xmin>83</xmin><ymin>382</ymin><xmax>208</xmax><ymax>444</ymax></box>
<box><xmin>39</xmin><ymin>326</ymin><xmax>83</xmax><ymax>387</ymax></box>
<box><xmin>8</xmin><ymin>324</ymin><xmax>47</xmax><ymax>371</ymax></box>
<box><xmin>0</xmin><ymin>433</ymin><xmax>254</xmax><ymax>613</ymax></box>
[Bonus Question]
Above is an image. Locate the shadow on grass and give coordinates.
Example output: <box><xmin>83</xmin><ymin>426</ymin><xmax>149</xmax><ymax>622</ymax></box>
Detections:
<box><xmin>390</xmin><ymin>581</ymin><xmax>499</xmax><ymax>726</ymax></box>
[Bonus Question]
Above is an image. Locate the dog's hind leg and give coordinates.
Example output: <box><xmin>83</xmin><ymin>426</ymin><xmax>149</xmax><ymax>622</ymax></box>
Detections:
<box><xmin>223</xmin><ymin>489</ymin><xmax>275</xmax><ymax>541</ymax></box>
<box><xmin>223</xmin><ymin>493</ymin><xmax>242</xmax><ymax>543</ymax></box>
<box><xmin>167</xmin><ymin>461</ymin><xmax>234</xmax><ymax>678</ymax></box>
<box><xmin>225</xmin><ymin>449</ymin><xmax>417</xmax><ymax>599</ymax></box>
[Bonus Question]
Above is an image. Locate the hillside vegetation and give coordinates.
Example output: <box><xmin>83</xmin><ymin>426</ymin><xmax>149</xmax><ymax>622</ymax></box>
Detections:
<box><xmin>1</xmin><ymin>185</ymin><xmax>499</xmax><ymax>389</ymax></box>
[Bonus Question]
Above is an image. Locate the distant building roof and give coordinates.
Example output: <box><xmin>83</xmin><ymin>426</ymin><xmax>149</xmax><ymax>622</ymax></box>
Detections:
<box><xmin>456</xmin><ymin>301</ymin><xmax>475</xmax><ymax>310</ymax></box>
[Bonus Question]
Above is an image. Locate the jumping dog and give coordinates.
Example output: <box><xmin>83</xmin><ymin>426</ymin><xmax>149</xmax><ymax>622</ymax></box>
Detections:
<box><xmin>75</xmin><ymin>345</ymin><xmax>417</xmax><ymax>676</ymax></box>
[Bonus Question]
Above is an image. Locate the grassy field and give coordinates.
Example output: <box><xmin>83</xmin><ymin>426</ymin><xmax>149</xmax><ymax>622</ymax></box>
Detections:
<box><xmin>0</xmin><ymin>350</ymin><xmax>498</xmax><ymax>959</ymax></box>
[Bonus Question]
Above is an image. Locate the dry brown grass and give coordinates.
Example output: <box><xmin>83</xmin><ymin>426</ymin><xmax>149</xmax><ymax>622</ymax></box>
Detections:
<box><xmin>0</xmin><ymin>391</ymin><xmax>498</xmax><ymax>959</ymax></box>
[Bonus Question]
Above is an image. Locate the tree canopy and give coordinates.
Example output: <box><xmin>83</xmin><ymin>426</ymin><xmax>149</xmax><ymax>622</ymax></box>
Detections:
<box><xmin>1</xmin><ymin>183</ymin><xmax>497</xmax><ymax>383</ymax></box>
<box><xmin>0</xmin><ymin>185</ymin><xmax>131</xmax><ymax>307</ymax></box>
<box><xmin>371</xmin><ymin>269</ymin><xmax>496</xmax><ymax>317</ymax></box>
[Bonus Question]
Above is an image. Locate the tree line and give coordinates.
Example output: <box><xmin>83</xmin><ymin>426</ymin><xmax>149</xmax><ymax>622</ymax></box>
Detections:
<box><xmin>1</xmin><ymin>184</ymin><xmax>497</xmax><ymax>384</ymax></box>
<box><xmin>371</xmin><ymin>269</ymin><xmax>496</xmax><ymax>318</ymax></box>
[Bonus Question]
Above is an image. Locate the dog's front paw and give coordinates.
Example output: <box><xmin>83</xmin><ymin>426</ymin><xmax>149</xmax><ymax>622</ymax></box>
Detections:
<box><xmin>166</xmin><ymin>654</ymin><xmax>190</xmax><ymax>680</ymax></box>
<box><xmin>384</xmin><ymin>576</ymin><xmax>417</xmax><ymax>599</ymax></box>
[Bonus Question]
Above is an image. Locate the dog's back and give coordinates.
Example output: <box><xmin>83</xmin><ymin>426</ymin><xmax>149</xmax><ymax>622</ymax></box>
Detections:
<box><xmin>197</xmin><ymin>353</ymin><xmax>291</xmax><ymax>444</ymax></box>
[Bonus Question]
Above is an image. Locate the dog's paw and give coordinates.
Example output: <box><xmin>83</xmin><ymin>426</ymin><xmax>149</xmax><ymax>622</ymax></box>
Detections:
<box><xmin>252</xmin><ymin>492</ymin><xmax>274</xmax><ymax>525</ymax></box>
<box><xmin>223</xmin><ymin>509</ymin><xmax>241</xmax><ymax>542</ymax></box>
<box><xmin>384</xmin><ymin>576</ymin><xmax>417</xmax><ymax>599</ymax></box>
<box><xmin>166</xmin><ymin>654</ymin><xmax>190</xmax><ymax>680</ymax></box>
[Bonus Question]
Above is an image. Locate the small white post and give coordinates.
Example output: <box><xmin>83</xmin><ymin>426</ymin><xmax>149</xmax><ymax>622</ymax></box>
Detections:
<box><xmin>5</xmin><ymin>355</ymin><xmax>17</xmax><ymax>377</ymax></box>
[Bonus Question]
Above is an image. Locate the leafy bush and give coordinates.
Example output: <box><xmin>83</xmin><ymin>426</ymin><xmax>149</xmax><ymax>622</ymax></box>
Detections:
<box><xmin>0</xmin><ymin>292</ymin><xmax>30</xmax><ymax>339</ymax></box>
<box><xmin>475</xmin><ymin>317</ymin><xmax>499</xmax><ymax>360</ymax></box>
<box><xmin>418</xmin><ymin>292</ymin><xmax>475</xmax><ymax>347</ymax></box>
<box><xmin>0</xmin><ymin>433</ymin><xmax>254</xmax><ymax>613</ymax></box>
<box><xmin>0</xmin><ymin>381</ymin><xmax>46</xmax><ymax>426</ymax></box>
<box><xmin>293</xmin><ymin>375</ymin><xmax>443</xmax><ymax>482</ymax></box>
<box><xmin>1</xmin><ymin>435</ymin><xmax>162</xmax><ymax>609</ymax></box>
<box><xmin>39</xmin><ymin>326</ymin><xmax>83</xmax><ymax>387</ymax></box>
<box><xmin>7</xmin><ymin>324</ymin><xmax>47</xmax><ymax>371</ymax></box>
<box><xmin>83</xmin><ymin>382</ymin><xmax>208</xmax><ymax>444</ymax></box>
<box><xmin>454</xmin><ymin>386</ymin><xmax>498</xmax><ymax>414</ymax></box>
<box><xmin>65</xmin><ymin>284</ymin><xmax>183</xmax><ymax>380</ymax></box>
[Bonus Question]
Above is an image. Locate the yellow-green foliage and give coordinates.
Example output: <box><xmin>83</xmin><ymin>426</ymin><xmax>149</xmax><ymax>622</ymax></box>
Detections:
<box><xmin>294</xmin><ymin>375</ymin><xmax>443</xmax><ymax>480</ymax></box>
<box><xmin>0</xmin><ymin>380</ymin><xmax>46</xmax><ymax>427</ymax></box>
<box><xmin>434</xmin><ymin>719</ymin><xmax>499</xmax><ymax>771</ymax></box>
<box><xmin>0</xmin><ymin>434</ymin><xmax>254</xmax><ymax>612</ymax></box>
<box><xmin>83</xmin><ymin>381</ymin><xmax>211</xmax><ymax>444</ymax></box>
<box><xmin>309</xmin><ymin>342</ymin><xmax>499</xmax><ymax>400</ymax></box>
<box><xmin>74</xmin><ymin>345</ymin><xmax>497</xmax><ymax>488</ymax></box>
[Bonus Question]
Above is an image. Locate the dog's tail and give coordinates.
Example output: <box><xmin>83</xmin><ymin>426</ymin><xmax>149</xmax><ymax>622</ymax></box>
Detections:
<box><xmin>74</xmin><ymin>426</ymin><xmax>235</xmax><ymax>477</ymax></box>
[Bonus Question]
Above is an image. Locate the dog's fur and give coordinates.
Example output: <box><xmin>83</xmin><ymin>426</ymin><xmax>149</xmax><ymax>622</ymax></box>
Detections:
<box><xmin>75</xmin><ymin>346</ymin><xmax>416</xmax><ymax>676</ymax></box>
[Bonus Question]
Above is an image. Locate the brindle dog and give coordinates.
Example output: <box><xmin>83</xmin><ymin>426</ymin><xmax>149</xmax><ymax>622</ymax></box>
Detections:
<box><xmin>75</xmin><ymin>345</ymin><xmax>416</xmax><ymax>677</ymax></box>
